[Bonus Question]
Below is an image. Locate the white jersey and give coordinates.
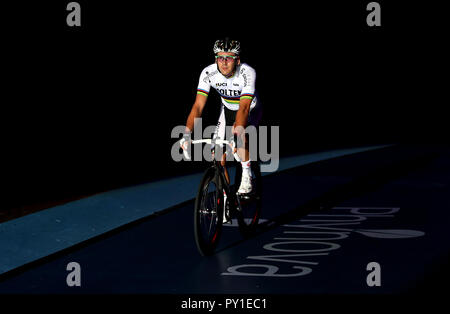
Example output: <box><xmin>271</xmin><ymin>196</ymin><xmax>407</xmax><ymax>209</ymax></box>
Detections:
<box><xmin>196</xmin><ymin>63</ymin><xmax>258</xmax><ymax>111</ymax></box>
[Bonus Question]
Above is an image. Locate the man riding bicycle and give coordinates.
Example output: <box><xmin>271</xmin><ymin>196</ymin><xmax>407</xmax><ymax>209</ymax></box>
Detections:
<box><xmin>180</xmin><ymin>38</ymin><xmax>262</xmax><ymax>194</ymax></box>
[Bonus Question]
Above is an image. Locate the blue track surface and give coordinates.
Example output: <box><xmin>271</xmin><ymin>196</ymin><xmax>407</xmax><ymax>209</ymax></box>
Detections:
<box><xmin>0</xmin><ymin>145</ymin><xmax>391</xmax><ymax>275</ymax></box>
<box><xmin>1</xmin><ymin>144</ymin><xmax>449</xmax><ymax>299</ymax></box>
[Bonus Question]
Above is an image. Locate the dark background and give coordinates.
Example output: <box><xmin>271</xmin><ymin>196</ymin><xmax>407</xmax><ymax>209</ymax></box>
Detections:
<box><xmin>1</xmin><ymin>1</ymin><xmax>446</xmax><ymax>213</ymax></box>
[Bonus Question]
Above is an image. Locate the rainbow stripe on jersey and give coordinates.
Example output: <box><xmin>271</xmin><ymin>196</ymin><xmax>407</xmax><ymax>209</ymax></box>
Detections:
<box><xmin>197</xmin><ymin>89</ymin><xmax>209</xmax><ymax>97</ymax></box>
<box><xmin>240</xmin><ymin>93</ymin><xmax>254</xmax><ymax>100</ymax></box>
<box><xmin>221</xmin><ymin>93</ymin><xmax>254</xmax><ymax>105</ymax></box>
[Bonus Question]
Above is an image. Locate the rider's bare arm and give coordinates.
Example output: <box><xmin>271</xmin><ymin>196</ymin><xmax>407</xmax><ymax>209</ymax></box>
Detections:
<box><xmin>234</xmin><ymin>97</ymin><xmax>252</xmax><ymax>134</ymax></box>
<box><xmin>233</xmin><ymin>97</ymin><xmax>252</xmax><ymax>162</ymax></box>
<box><xmin>185</xmin><ymin>93</ymin><xmax>207</xmax><ymax>133</ymax></box>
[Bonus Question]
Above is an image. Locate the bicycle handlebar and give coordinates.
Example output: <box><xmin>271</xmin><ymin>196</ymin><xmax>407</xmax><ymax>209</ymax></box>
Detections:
<box><xmin>182</xmin><ymin>138</ymin><xmax>241</xmax><ymax>162</ymax></box>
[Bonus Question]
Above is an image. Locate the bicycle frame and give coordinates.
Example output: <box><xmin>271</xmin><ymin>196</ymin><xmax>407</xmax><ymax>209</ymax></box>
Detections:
<box><xmin>210</xmin><ymin>148</ymin><xmax>241</xmax><ymax>218</ymax></box>
<box><xmin>190</xmin><ymin>137</ymin><xmax>262</xmax><ymax>255</ymax></box>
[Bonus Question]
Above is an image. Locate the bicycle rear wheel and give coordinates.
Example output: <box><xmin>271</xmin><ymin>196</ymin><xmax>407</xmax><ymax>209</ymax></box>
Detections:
<box><xmin>235</xmin><ymin>161</ymin><xmax>262</xmax><ymax>236</ymax></box>
<box><xmin>194</xmin><ymin>167</ymin><xmax>224</xmax><ymax>256</ymax></box>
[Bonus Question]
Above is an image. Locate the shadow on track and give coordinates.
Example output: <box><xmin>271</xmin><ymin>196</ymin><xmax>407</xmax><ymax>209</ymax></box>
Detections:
<box><xmin>215</xmin><ymin>145</ymin><xmax>441</xmax><ymax>254</ymax></box>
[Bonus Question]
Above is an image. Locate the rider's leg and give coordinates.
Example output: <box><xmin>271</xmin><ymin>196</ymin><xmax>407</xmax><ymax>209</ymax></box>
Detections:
<box><xmin>236</xmin><ymin>101</ymin><xmax>262</xmax><ymax>194</ymax></box>
<box><xmin>221</xmin><ymin>153</ymin><xmax>230</xmax><ymax>184</ymax></box>
<box><xmin>215</xmin><ymin>105</ymin><xmax>229</xmax><ymax>182</ymax></box>
<box><xmin>237</xmin><ymin>133</ymin><xmax>252</xmax><ymax>176</ymax></box>
<box><xmin>236</xmin><ymin>132</ymin><xmax>254</xmax><ymax>194</ymax></box>
<box><xmin>220</xmin><ymin>153</ymin><xmax>231</xmax><ymax>223</ymax></box>
<box><xmin>215</xmin><ymin>106</ymin><xmax>232</xmax><ymax>223</ymax></box>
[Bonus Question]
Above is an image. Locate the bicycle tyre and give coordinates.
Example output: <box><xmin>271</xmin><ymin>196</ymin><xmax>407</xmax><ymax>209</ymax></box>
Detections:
<box><xmin>194</xmin><ymin>166</ymin><xmax>224</xmax><ymax>256</ymax></box>
<box><xmin>235</xmin><ymin>160</ymin><xmax>263</xmax><ymax>236</ymax></box>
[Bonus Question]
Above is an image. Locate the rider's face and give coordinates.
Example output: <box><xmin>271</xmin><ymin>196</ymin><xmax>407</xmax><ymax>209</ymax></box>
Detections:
<box><xmin>216</xmin><ymin>52</ymin><xmax>240</xmax><ymax>77</ymax></box>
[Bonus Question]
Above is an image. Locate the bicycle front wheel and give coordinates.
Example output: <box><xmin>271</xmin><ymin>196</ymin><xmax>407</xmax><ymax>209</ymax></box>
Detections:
<box><xmin>194</xmin><ymin>167</ymin><xmax>224</xmax><ymax>256</ymax></box>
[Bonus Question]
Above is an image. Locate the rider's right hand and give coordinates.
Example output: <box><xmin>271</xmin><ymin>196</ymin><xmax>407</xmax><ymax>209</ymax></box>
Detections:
<box><xmin>179</xmin><ymin>133</ymin><xmax>191</xmax><ymax>151</ymax></box>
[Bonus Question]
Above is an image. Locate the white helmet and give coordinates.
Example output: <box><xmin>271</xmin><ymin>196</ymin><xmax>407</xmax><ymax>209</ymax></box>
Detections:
<box><xmin>213</xmin><ymin>38</ymin><xmax>241</xmax><ymax>55</ymax></box>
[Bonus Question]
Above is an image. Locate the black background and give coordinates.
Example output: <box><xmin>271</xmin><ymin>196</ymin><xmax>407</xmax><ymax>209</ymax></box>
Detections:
<box><xmin>2</xmin><ymin>1</ymin><xmax>446</xmax><ymax>210</ymax></box>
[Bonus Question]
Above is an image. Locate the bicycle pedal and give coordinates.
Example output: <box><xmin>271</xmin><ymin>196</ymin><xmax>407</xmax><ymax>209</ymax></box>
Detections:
<box><xmin>222</xmin><ymin>209</ymin><xmax>231</xmax><ymax>223</ymax></box>
<box><xmin>223</xmin><ymin>214</ymin><xmax>232</xmax><ymax>224</ymax></box>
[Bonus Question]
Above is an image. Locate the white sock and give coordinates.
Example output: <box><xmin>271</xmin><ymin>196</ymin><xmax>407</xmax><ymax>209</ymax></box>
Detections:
<box><xmin>241</xmin><ymin>160</ymin><xmax>251</xmax><ymax>177</ymax></box>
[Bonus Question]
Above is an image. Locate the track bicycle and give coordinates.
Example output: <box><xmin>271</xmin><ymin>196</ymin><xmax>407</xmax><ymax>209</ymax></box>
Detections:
<box><xmin>183</xmin><ymin>135</ymin><xmax>262</xmax><ymax>256</ymax></box>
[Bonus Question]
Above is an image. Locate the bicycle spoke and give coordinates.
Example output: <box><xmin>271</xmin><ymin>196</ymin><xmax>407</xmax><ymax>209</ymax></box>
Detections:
<box><xmin>199</xmin><ymin>182</ymin><xmax>220</xmax><ymax>243</ymax></box>
<box><xmin>207</xmin><ymin>191</ymin><xmax>216</xmax><ymax>238</ymax></box>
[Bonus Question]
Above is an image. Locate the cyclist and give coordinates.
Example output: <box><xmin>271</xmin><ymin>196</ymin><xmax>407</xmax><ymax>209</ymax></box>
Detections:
<box><xmin>180</xmin><ymin>38</ymin><xmax>262</xmax><ymax>194</ymax></box>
